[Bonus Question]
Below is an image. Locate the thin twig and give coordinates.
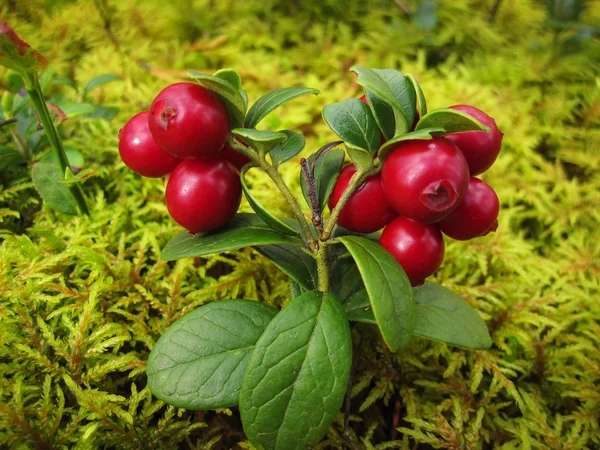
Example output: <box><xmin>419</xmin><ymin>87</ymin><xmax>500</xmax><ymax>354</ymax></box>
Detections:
<box><xmin>0</xmin><ymin>118</ymin><xmax>17</xmax><ymax>128</ymax></box>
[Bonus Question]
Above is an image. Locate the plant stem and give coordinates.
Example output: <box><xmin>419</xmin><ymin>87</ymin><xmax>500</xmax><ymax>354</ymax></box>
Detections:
<box><xmin>300</xmin><ymin>157</ymin><xmax>323</xmax><ymax>234</ymax></box>
<box><xmin>315</xmin><ymin>245</ymin><xmax>330</xmax><ymax>292</ymax></box>
<box><xmin>25</xmin><ymin>74</ymin><xmax>90</xmax><ymax>215</ymax></box>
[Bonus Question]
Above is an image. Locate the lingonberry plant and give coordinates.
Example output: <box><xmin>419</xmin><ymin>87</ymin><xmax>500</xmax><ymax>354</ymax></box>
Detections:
<box><xmin>118</xmin><ymin>65</ymin><xmax>503</xmax><ymax>450</ymax></box>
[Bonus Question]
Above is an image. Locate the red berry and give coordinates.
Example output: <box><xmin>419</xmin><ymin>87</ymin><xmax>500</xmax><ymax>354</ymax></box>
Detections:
<box><xmin>148</xmin><ymin>82</ymin><xmax>230</xmax><ymax>159</ymax></box>
<box><xmin>118</xmin><ymin>111</ymin><xmax>181</xmax><ymax>178</ymax></box>
<box><xmin>380</xmin><ymin>217</ymin><xmax>445</xmax><ymax>286</ymax></box>
<box><xmin>221</xmin><ymin>144</ymin><xmax>251</xmax><ymax>171</ymax></box>
<box><xmin>328</xmin><ymin>165</ymin><xmax>397</xmax><ymax>233</ymax></box>
<box><xmin>439</xmin><ymin>177</ymin><xmax>499</xmax><ymax>240</ymax></box>
<box><xmin>444</xmin><ymin>105</ymin><xmax>503</xmax><ymax>176</ymax></box>
<box><xmin>381</xmin><ymin>138</ymin><xmax>470</xmax><ymax>223</ymax></box>
<box><xmin>165</xmin><ymin>158</ymin><xmax>242</xmax><ymax>234</ymax></box>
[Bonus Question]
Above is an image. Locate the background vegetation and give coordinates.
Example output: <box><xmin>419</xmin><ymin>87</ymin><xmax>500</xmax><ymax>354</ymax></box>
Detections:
<box><xmin>1</xmin><ymin>0</ymin><xmax>599</xmax><ymax>448</ymax></box>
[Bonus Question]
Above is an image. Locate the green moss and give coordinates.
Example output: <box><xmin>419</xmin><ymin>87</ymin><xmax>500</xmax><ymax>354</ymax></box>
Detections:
<box><xmin>1</xmin><ymin>0</ymin><xmax>599</xmax><ymax>448</ymax></box>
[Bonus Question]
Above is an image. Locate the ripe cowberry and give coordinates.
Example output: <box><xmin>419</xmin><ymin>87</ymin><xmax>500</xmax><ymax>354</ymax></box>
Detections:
<box><xmin>165</xmin><ymin>158</ymin><xmax>242</xmax><ymax>234</ymax></box>
<box><xmin>328</xmin><ymin>164</ymin><xmax>397</xmax><ymax>233</ymax></box>
<box><xmin>380</xmin><ymin>217</ymin><xmax>445</xmax><ymax>286</ymax></box>
<box><xmin>118</xmin><ymin>111</ymin><xmax>181</xmax><ymax>178</ymax></box>
<box><xmin>439</xmin><ymin>177</ymin><xmax>499</xmax><ymax>240</ymax></box>
<box><xmin>148</xmin><ymin>82</ymin><xmax>230</xmax><ymax>159</ymax></box>
<box><xmin>444</xmin><ymin>105</ymin><xmax>503</xmax><ymax>176</ymax></box>
<box><xmin>381</xmin><ymin>138</ymin><xmax>470</xmax><ymax>223</ymax></box>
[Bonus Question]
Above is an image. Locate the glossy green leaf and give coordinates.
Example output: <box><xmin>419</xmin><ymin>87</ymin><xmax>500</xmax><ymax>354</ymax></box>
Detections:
<box><xmin>161</xmin><ymin>214</ymin><xmax>302</xmax><ymax>261</ymax></box>
<box><xmin>300</xmin><ymin>147</ymin><xmax>345</xmax><ymax>211</ymax></box>
<box><xmin>269</xmin><ymin>130</ymin><xmax>305</xmax><ymax>168</ymax></box>
<box><xmin>344</xmin><ymin>290</ymin><xmax>376</xmax><ymax>324</ymax></box>
<box><xmin>147</xmin><ymin>300</ymin><xmax>278</xmax><ymax>409</ymax></box>
<box><xmin>330</xmin><ymin>253</ymin><xmax>364</xmax><ymax>303</ymax></box>
<box><xmin>0</xmin><ymin>23</ymin><xmax>47</xmax><ymax>76</ymax></box>
<box><xmin>244</xmin><ymin>87</ymin><xmax>319</xmax><ymax>129</ymax></box>
<box><xmin>213</xmin><ymin>68</ymin><xmax>242</xmax><ymax>90</ymax></box>
<box><xmin>338</xmin><ymin>235</ymin><xmax>415</xmax><ymax>351</ymax></box>
<box><xmin>240</xmin><ymin>291</ymin><xmax>351</xmax><ymax>450</ymax></box>
<box><xmin>406</xmin><ymin>74</ymin><xmax>427</xmax><ymax>117</ymax></box>
<box><xmin>0</xmin><ymin>145</ymin><xmax>25</xmax><ymax>170</ymax></box>
<box><xmin>289</xmin><ymin>279</ymin><xmax>305</xmax><ymax>298</ymax></box>
<box><xmin>373</xmin><ymin>68</ymin><xmax>416</xmax><ymax>131</ymax></box>
<box><xmin>189</xmin><ymin>70</ymin><xmax>246</xmax><ymax>128</ymax></box>
<box><xmin>322</xmin><ymin>98</ymin><xmax>380</xmax><ymax>154</ymax></box>
<box><xmin>365</xmin><ymin>89</ymin><xmax>395</xmax><ymax>140</ymax></box>
<box><xmin>31</xmin><ymin>162</ymin><xmax>79</xmax><ymax>215</ymax></box>
<box><xmin>377</xmin><ymin>127</ymin><xmax>445</xmax><ymax>161</ymax></box>
<box><xmin>255</xmin><ymin>244</ymin><xmax>317</xmax><ymax>291</ymax></box>
<box><xmin>240</xmin><ymin>166</ymin><xmax>299</xmax><ymax>237</ymax></box>
<box><xmin>82</xmin><ymin>74</ymin><xmax>120</xmax><ymax>99</ymax></box>
<box><xmin>415</xmin><ymin>108</ymin><xmax>490</xmax><ymax>134</ymax></box>
<box><xmin>413</xmin><ymin>282</ymin><xmax>492</xmax><ymax>349</ymax></box>
<box><xmin>231</xmin><ymin>128</ymin><xmax>288</xmax><ymax>157</ymax></box>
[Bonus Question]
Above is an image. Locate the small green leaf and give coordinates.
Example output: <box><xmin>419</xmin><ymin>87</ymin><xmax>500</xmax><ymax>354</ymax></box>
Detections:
<box><xmin>241</xmin><ymin>166</ymin><xmax>299</xmax><ymax>236</ymax></box>
<box><xmin>6</xmin><ymin>71</ymin><xmax>24</xmax><ymax>92</ymax></box>
<box><xmin>31</xmin><ymin>162</ymin><xmax>79</xmax><ymax>215</ymax></box>
<box><xmin>413</xmin><ymin>282</ymin><xmax>492</xmax><ymax>349</ymax></box>
<box><xmin>269</xmin><ymin>130</ymin><xmax>305</xmax><ymax>168</ymax></box>
<box><xmin>161</xmin><ymin>214</ymin><xmax>302</xmax><ymax>261</ymax></box>
<box><xmin>240</xmin><ymin>291</ymin><xmax>351</xmax><ymax>450</ymax></box>
<box><xmin>147</xmin><ymin>300</ymin><xmax>278</xmax><ymax>409</ymax></box>
<box><xmin>244</xmin><ymin>87</ymin><xmax>319</xmax><ymax>129</ymax></box>
<box><xmin>338</xmin><ymin>235</ymin><xmax>415</xmax><ymax>351</ymax></box>
<box><xmin>53</xmin><ymin>100</ymin><xmax>95</xmax><ymax>118</ymax></box>
<box><xmin>189</xmin><ymin>70</ymin><xmax>246</xmax><ymax>128</ymax></box>
<box><xmin>289</xmin><ymin>279</ymin><xmax>305</xmax><ymax>298</ymax></box>
<box><xmin>231</xmin><ymin>128</ymin><xmax>288</xmax><ymax>157</ymax></box>
<box><xmin>373</xmin><ymin>68</ymin><xmax>416</xmax><ymax>131</ymax></box>
<box><xmin>213</xmin><ymin>68</ymin><xmax>242</xmax><ymax>90</ymax></box>
<box><xmin>415</xmin><ymin>108</ymin><xmax>490</xmax><ymax>134</ymax></box>
<box><xmin>255</xmin><ymin>244</ymin><xmax>317</xmax><ymax>291</ymax></box>
<box><xmin>344</xmin><ymin>290</ymin><xmax>376</xmax><ymax>324</ymax></box>
<box><xmin>330</xmin><ymin>253</ymin><xmax>364</xmax><ymax>303</ymax></box>
<box><xmin>406</xmin><ymin>74</ymin><xmax>427</xmax><ymax>117</ymax></box>
<box><xmin>0</xmin><ymin>23</ymin><xmax>47</xmax><ymax>76</ymax></box>
<box><xmin>41</xmin><ymin>147</ymin><xmax>84</xmax><ymax>168</ymax></box>
<box><xmin>0</xmin><ymin>145</ymin><xmax>25</xmax><ymax>170</ymax></box>
<box><xmin>411</xmin><ymin>1</ymin><xmax>438</xmax><ymax>30</ymax></box>
<box><xmin>377</xmin><ymin>127</ymin><xmax>445</xmax><ymax>161</ymax></box>
<box><xmin>82</xmin><ymin>74</ymin><xmax>120</xmax><ymax>99</ymax></box>
<box><xmin>345</xmin><ymin>144</ymin><xmax>374</xmax><ymax>172</ymax></box>
<box><xmin>300</xmin><ymin>147</ymin><xmax>345</xmax><ymax>211</ymax></box>
<box><xmin>59</xmin><ymin>168</ymin><xmax>95</xmax><ymax>184</ymax></box>
<box><xmin>322</xmin><ymin>98</ymin><xmax>380</xmax><ymax>154</ymax></box>
<box><xmin>365</xmin><ymin>90</ymin><xmax>395</xmax><ymax>140</ymax></box>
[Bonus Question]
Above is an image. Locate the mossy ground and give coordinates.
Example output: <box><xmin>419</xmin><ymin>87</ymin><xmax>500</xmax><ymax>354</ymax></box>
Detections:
<box><xmin>1</xmin><ymin>1</ymin><xmax>599</xmax><ymax>449</ymax></box>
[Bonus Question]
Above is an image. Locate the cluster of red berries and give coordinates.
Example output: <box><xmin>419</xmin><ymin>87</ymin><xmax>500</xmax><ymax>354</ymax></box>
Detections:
<box><xmin>330</xmin><ymin>104</ymin><xmax>503</xmax><ymax>286</ymax></box>
<box><xmin>118</xmin><ymin>82</ymin><xmax>250</xmax><ymax>234</ymax></box>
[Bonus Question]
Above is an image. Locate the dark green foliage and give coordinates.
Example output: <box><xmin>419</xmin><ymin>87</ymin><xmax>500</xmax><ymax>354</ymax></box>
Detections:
<box><xmin>1</xmin><ymin>0</ymin><xmax>600</xmax><ymax>448</ymax></box>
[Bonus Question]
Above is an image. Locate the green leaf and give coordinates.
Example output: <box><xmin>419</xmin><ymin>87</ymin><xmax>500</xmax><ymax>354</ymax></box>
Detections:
<box><xmin>415</xmin><ymin>108</ymin><xmax>490</xmax><ymax>134</ymax></box>
<box><xmin>269</xmin><ymin>130</ymin><xmax>305</xmax><ymax>168</ymax></box>
<box><xmin>322</xmin><ymin>98</ymin><xmax>380</xmax><ymax>154</ymax></box>
<box><xmin>330</xmin><ymin>253</ymin><xmax>364</xmax><ymax>303</ymax></box>
<box><xmin>0</xmin><ymin>145</ymin><xmax>25</xmax><ymax>170</ymax></box>
<box><xmin>53</xmin><ymin>100</ymin><xmax>95</xmax><ymax>118</ymax></box>
<box><xmin>0</xmin><ymin>23</ymin><xmax>47</xmax><ymax>76</ymax></box>
<box><xmin>373</xmin><ymin>68</ymin><xmax>416</xmax><ymax>131</ymax></box>
<box><xmin>377</xmin><ymin>127</ymin><xmax>445</xmax><ymax>161</ymax></box>
<box><xmin>231</xmin><ymin>128</ymin><xmax>288</xmax><ymax>157</ymax></box>
<box><xmin>147</xmin><ymin>300</ymin><xmax>278</xmax><ymax>409</ymax></box>
<box><xmin>411</xmin><ymin>0</ymin><xmax>438</xmax><ymax>31</ymax></box>
<box><xmin>41</xmin><ymin>147</ymin><xmax>84</xmax><ymax>168</ymax></box>
<box><xmin>365</xmin><ymin>90</ymin><xmax>395</xmax><ymax>140</ymax></box>
<box><xmin>255</xmin><ymin>244</ymin><xmax>317</xmax><ymax>291</ymax></box>
<box><xmin>244</xmin><ymin>87</ymin><xmax>319</xmax><ymax>129</ymax></box>
<box><xmin>6</xmin><ymin>72</ymin><xmax>24</xmax><ymax>92</ymax></box>
<box><xmin>413</xmin><ymin>282</ymin><xmax>492</xmax><ymax>349</ymax></box>
<box><xmin>338</xmin><ymin>236</ymin><xmax>415</xmax><ymax>351</ymax></box>
<box><xmin>81</xmin><ymin>74</ymin><xmax>120</xmax><ymax>99</ymax></box>
<box><xmin>213</xmin><ymin>68</ymin><xmax>242</xmax><ymax>90</ymax></box>
<box><xmin>240</xmin><ymin>291</ymin><xmax>351</xmax><ymax>450</ymax></box>
<box><xmin>189</xmin><ymin>70</ymin><xmax>246</xmax><ymax>128</ymax></box>
<box><xmin>31</xmin><ymin>162</ymin><xmax>79</xmax><ymax>215</ymax></box>
<box><xmin>406</xmin><ymin>74</ymin><xmax>427</xmax><ymax>117</ymax></box>
<box><xmin>289</xmin><ymin>279</ymin><xmax>305</xmax><ymax>298</ymax></box>
<box><xmin>241</xmin><ymin>166</ymin><xmax>299</xmax><ymax>237</ymax></box>
<box><xmin>161</xmin><ymin>213</ymin><xmax>302</xmax><ymax>261</ymax></box>
<box><xmin>344</xmin><ymin>290</ymin><xmax>376</xmax><ymax>324</ymax></box>
<box><xmin>59</xmin><ymin>168</ymin><xmax>95</xmax><ymax>184</ymax></box>
<box><xmin>300</xmin><ymin>147</ymin><xmax>345</xmax><ymax>211</ymax></box>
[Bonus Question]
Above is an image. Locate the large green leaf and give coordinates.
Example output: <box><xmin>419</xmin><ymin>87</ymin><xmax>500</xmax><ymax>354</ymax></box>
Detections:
<box><xmin>338</xmin><ymin>236</ymin><xmax>415</xmax><ymax>351</ymax></box>
<box><xmin>322</xmin><ymin>98</ymin><xmax>380</xmax><ymax>154</ymax></box>
<box><xmin>161</xmin><ymin>214</ymin><xmax>302</xmax><ymax>261</ymax></box>
<box><xmin>240</xmin><ymin>166</ymin><xmax>299</xmax><ymax>237</ymax></box>
<box><xmin>188</xmin><ymin>70</ymin><xmax>246</xmax><ymax>128</ymax></box>
<box><xmin>31</xmin><ymin>162</ymin><xmax>79</xmax><ymax>215</ymax></box>
<box><xmin>0</xmin><ymin>23</ymin><xmax>47</xmax><ymax>76</ymax></box>
<box><xmin>300</xmin><ymin>147</ymin><xmax>345</xmax><ymax>211</ymax></box>
<box><xmin>405</xmin><ymin>74</ymin><xmax>427</xmax><ymax>117</ymax></box>
<box><xmin>415</xmin><ymin>108</ymin><xmax>489</xmax><ymax>134</ymax></box>
<box><xmin>374</xmin><ymin>68</ymin><xmax>416</xmax><ymax>130</ymax></box>
<box><xmin>344</xmin><ymin>289</ymin><xmax>376</xmax><ymax>324</ymax></box>
<box><xmin>377</xmin><ymin>127</ymin><xmax>445</xmax><ymax>161</ymax></box>
<box><xmin>147</xmin><ymin>300</ymin><xmax>278</xmax><ymax>409</ymax></box>
<box><xmin>330</xmin><ymin>252</ymin><xmax>364</xmax><ymax>304</ymax></box>
<box><xmin>365</xmin><ymin>90</ymin><xmax>395</xmax><ymax>140</ymax></box>
<box><xmin>244</xmin><ymin>87</ymin><xmax>319</xmax><ymax>129</ymax></box>
<box><xmin>240</xmin><ymin>291</ymin><xmax>351</xmax><ymax>450</ymax></box>
<box><xmin>0</xmin><ymin>145</ymin><xmax>25</xmax><ymax>170</ymax></box>
<box><xmin>231</xmin><ymin>128</ymin><xmax>288</xmax><ymax>157</ymax></box>
<box><xmin>413</xmin><ymin>282</ymin><xmax>492</xmax><ymax>349</ymax></box>
<box><xmin>255</xmin><ymin>244</ymin><xmax>317</xmax><ymax>291</ymax></box>
<box><xmin>269</xmin><ymin>130</ymin><xmax>306</xmax><ymax>168</ymax></box>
